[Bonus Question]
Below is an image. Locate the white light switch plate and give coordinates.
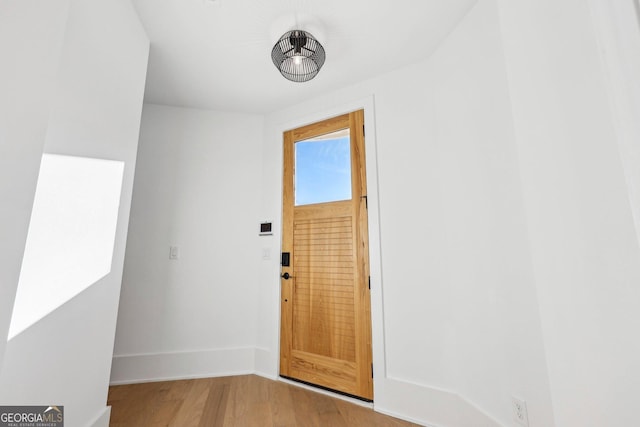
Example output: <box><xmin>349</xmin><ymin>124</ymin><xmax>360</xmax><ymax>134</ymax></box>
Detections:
<box><xmin>169</xmin><ymin>245</ymin><xmax>180</xmax><ymax>260</ymax></box>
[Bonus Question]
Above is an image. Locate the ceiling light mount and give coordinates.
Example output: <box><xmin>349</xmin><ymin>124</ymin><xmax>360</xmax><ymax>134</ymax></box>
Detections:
<box><xmin>272</xmin><ymin>30</ymin><xmax>325</xmax><ymax>83</ymax></box>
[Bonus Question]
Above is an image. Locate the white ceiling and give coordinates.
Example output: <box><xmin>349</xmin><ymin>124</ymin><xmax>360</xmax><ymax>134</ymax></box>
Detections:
<box><xmin>133</xmin><ymin>0</ymin><xmax>477</xmax><ymax>114</ymax></box>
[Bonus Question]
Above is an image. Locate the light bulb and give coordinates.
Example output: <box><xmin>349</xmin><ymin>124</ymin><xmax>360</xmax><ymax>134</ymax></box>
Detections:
<box><xmin>293</xmin><ymin>55</ymin><xmax>303</xmax><ymax>66</ymax></box>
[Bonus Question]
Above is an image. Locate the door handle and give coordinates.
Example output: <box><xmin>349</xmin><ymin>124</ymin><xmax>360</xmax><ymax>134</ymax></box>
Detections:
<box><xmin>281</xmin><ymin>272</ymin><xmax>293</xmax><ymax>280</ymax></box>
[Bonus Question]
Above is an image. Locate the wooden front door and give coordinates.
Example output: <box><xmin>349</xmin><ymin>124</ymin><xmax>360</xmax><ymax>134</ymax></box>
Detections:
<box><xmin>279</xmin><ymin>110</ymin><xmax>373</xmax><ymax>401</ymax></box>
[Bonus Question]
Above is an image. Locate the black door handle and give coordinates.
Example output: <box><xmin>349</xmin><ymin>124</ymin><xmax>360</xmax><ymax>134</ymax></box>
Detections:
<box><xmin>281</xmin><ymin>272</ymin><xmax>292</xmax><ymax>280</ymax></box>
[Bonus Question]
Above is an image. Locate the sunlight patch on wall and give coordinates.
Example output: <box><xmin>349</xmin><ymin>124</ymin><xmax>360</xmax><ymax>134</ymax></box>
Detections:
<box><xmin>8</xmin><ymin>154</ymin><xmax>124</xmax><ymax>340</ymax></box>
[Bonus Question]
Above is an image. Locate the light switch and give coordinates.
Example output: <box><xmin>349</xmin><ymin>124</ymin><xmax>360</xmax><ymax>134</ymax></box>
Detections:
<box><xmin>169</xmin><ymin>245</ymin><xmax>180</xmax><ymax>260</ymax></box>
<box><xmin>262</xmin><ymin>248</ymin><xmax>271</xmax><ymax>260</ymax></box>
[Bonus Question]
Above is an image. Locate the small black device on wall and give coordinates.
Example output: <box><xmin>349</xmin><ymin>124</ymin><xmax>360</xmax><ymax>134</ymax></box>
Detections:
<box><xmin>259</xmin><ymin>221</ymin><xmax>273</xmax><ymax>236</ymax></box>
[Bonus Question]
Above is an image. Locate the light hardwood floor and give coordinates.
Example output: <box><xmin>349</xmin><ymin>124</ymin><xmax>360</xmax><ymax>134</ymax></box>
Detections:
<box><xmin>108</xmin><ymin>375</ymin><xmax>422</xmax><ymax>426</ymax></box>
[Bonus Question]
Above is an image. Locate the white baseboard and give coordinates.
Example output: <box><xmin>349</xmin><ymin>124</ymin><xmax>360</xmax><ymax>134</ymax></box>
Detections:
<box><xmin>109</xmin><ymin>347</ymin><xmax>255</xmax><ymax>385</ymax></box>
<box><xmin>254</xmin><ymin>347</ymin><xmax>277</xmax><ymax>379</ymax></box>
<box><xmin>375</xmin><ymin>377</ymin><xmax>504</xmax><ymax>427</ymax></box>
<box><xmin>88</xmin><ymin>406</ymin><xmax>111</xmax><ymax>427</ymax></box>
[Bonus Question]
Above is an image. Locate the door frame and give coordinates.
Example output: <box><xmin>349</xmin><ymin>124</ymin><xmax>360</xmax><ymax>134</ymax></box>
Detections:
<box><xmin>272</xmin><ymin>96</ymin><xmax>386</xmax><ymax>402</ymax></box>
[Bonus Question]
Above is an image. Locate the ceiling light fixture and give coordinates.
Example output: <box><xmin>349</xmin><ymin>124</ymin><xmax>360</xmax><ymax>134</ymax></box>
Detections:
<box><xmin>271</xmin><ymin>30</ymin><xmax>325</xmax><ymax>83</ymax></box>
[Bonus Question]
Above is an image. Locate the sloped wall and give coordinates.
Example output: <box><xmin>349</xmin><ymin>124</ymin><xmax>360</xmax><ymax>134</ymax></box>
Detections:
<box><xmin>0</xmin><ymin>0</ymin><xmax>69</xmax><ymax>378</ymax></box>
<box><xmin>0</xmin><ymin>1</ymin><xmax>149</xmax><ymax>426</ymax></box>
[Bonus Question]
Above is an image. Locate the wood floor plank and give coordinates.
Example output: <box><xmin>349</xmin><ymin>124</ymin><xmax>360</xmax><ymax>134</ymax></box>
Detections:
<box><xmin>198</xmin><ymin>382</ymin><xmax>229</xmax><ymax>427</ymax></box>
<box><xmin>148</xmin><ymin>399</ymin><xmax>182</xmax><ymax>426</ymax></box>
<box><xmin>221</xmin><ymin>376</ymin><xmax>247</xmax><ymax>425</ymax></box>
<box><xmin>169</xmin><ymin>378</ymin><xmax>211</xmax><ymax>426</ymax></box>
<box><xmin>161</xmin><ymin>379</ymin><xmax>194</xmax><ymax>402</ymax></box>
<box><xmin>269</xmin><ymin>381</ymin><xmax>297</xmax><ymax>427</ymax></box>
<box><xmin>242</xmin><ymin>402</ymin><xmax>273</xmax><ymax>427</ymax></box>
<box><xmin>107</xmin><ymin>375</ymin><xmax>421</xmax><ymax>427</ymax></box>
<box><xmin>289</xmin><ymin>386</ymin><xmax>323</xmax><ymax>427</ymax></box>
<box><xmin>109</xmin><ymin>382</ymin><xmax>164</xmax><ymax>426</ymax></box>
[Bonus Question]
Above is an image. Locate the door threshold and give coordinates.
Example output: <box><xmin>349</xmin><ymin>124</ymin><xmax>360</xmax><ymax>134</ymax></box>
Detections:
<box><xmin>279</xmin><ymin>375</ymin><xmax>373</xmax><ymax>406</ymax></box>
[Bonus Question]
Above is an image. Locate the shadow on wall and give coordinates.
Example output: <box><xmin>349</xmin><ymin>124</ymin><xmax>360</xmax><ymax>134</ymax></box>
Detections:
<box><xmin>8</xmin><ymin>154</ymin><xmax>124</xmax><ymax>340</ymax></box>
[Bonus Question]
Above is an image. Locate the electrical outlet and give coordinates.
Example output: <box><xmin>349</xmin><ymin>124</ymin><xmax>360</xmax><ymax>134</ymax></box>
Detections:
<box><xmin>512</xmin><ymin>397</ymin><xmax>529</xmax><ymax>426</ymax></box>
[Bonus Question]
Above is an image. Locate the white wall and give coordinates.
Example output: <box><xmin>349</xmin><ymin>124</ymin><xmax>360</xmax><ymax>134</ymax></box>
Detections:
<box><xmin>498</xmin><ymin>1</ymin><xmax>640</xmax><ymax>426</ymax></box>
<box><xmin>0</xmin><ymin>0</ymin><xmax>148</xmax><ymax>426</ymax></box>
<box><xmin>0</xmin><ymin>0</ymin><xmax>68</xmax><ymax>374</ymax></box>
<box><xmin>111</xmin><ymin>104</ymin><xmax>264</xmax><ymax>383</ymax></box>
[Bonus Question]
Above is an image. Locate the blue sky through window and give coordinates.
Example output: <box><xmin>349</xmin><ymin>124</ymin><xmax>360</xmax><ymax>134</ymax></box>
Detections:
<box><xmin>295</xmin><ymin>133</ymin><xmax>351</xmax><ymax>206</ymax></box>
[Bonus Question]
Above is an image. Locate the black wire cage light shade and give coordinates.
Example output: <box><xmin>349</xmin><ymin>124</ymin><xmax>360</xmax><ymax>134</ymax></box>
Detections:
<box><xmin>271</xmin><ymin>30</ymin><xmax>326</xmax><ymax>82</ymax></box>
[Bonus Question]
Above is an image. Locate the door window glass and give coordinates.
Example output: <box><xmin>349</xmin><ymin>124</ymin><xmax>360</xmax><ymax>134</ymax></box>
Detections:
<box><xmin>295</xmin><ymin>128</ymin><xmax>352</xmax><ymax>206</ymax></box>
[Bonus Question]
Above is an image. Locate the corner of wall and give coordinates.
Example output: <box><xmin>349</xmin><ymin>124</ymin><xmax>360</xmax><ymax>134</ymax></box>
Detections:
<box><xmin>375</xmin><ymin>378</ymin><xmax>503</xmax><ymax>427</ymax></box>
<box><xmin>88</xmin><ymin>407</ymin><xmax>111</xmax><ymax>427</ymax></box>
